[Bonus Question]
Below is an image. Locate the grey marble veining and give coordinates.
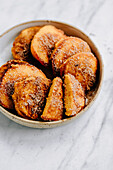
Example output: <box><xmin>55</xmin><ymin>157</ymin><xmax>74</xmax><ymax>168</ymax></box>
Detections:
<box><xmin>0</xmin><ymin>0</ymin><xmax>113</xmax><ymax>169</ymax></box>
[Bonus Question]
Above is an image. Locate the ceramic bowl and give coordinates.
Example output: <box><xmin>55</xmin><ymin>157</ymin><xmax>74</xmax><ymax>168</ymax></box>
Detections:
<box><xmin>0</xmin><ymin>20</ymin><xmax>103</xmax><ymax>128</ymax></box>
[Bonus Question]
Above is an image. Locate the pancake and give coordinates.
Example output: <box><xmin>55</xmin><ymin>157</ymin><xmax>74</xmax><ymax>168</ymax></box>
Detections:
<box><xmin>12</xmin><ymin>26</ymin><xmax>40</xmax><ymax>61</ymax></box>
<box><xmin>52</xmin><ymin>37</ymin><xmax>91</xmax><ymax>75</ymax></box>
<box><xmin>12</xmin><ymin>76</ymin><xmax>51</xmax><ymax>119</ymax></box>
<box><xmin>41</xmin><ymin>77</ymin><xmax>63</xmax><ymax>121</ymax></box>
<box><xmin>0</xmin><ymin>60</ymin><xmax>47</xmax><ymax>109</ymax></box>
<box><xmin>31</xmin><ymin>25</ymin><xmax>65</xmax><ymax>66</ymax></box>
<box><xmin>64</xmin><ymin>74</ymin><xmax>85</xmax><ymax>116</ymax></box>
<box><xmin>60</xmin><ymin>52</ymin><xmax>97</xmax><ymax>90</ymax></box>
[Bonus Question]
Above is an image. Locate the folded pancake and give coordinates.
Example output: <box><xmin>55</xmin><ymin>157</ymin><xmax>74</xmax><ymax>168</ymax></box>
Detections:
<box><xmin>41</xmin><ymin>77</ymin><xmax>63</xmax><ymax>121</ymax></box>
<box><xmin>52</xmin><ymin>37</ymin><xmax>91</xmax><ymax>75</ymax></box>
<box><xmin>12</xmin><ymin>26</ymin><xmax>40</xmax><ymax>61</ymax></box>
<box><xmin>64</xmin><ymin>74</ymin><xmax>85</xmax><ymax>117</ymax></box>
<box><xmin>0</xmin><ymin>60</ymin><xmax>47</xmax><ymax>109</ymax></box>
<box><xmin>31</xmin><ymin>25</ymin><xmax>65</xmax><ymax>66</ymax></box>
<box><xmin>60</xmin><ymin>52</ymin><xmax>97</xmax><ymax>91</ymax></box>
<box><xmin>12</xmin><ymin>76</ymin><xmax>51</xmax><ymax>120</ymax></box>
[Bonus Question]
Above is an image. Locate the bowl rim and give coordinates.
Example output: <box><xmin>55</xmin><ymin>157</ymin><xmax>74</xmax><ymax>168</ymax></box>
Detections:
<box><xmin>0</xmin><ymin>20</ymin><xmax>104</xmax><ymax>128</ymax></box>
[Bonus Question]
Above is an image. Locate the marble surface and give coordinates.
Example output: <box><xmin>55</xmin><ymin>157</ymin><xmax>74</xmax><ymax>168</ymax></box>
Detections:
<box><xmin>0</xmin><ymin>0</ymin><xmax>113</xmax><ymax>169</ymax></box>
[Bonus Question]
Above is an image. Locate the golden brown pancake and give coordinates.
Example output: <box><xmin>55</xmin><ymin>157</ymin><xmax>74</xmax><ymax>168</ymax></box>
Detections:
<box><xmin>60</xmin><ymin>52</ymin><xmax>97</xmax><ymax>91</ymax></box>
<box><xmin>12</xmin><ymin>76</ymin><xmax>51</xmax><ymax>120</ymax></box>
<box><xmin>64</xmin><ymin>74</ymin><xmax>85</xmax><ymax>117</ymax></box>
<box><xmin>52</xmin><ymin>37</ymin><xmax>91</xmax><ymax>75</ymax></box>
<box><xmin>12</xmin><ymin>26</ymin><xmax>40</xmax><ymax>61</ymax></box>
<box><xmin>31</xmin><ymin>25</ymin><xmax>65</xmax><ymax>66</ymax></box>
<box><xmin>41</xmin><ymin>77</ymin><xmax>63</xmax><ymax>121</ymax></box>
<box><xmin>0</xmin><ymin>60</ymin><xmax>47</xmax><ymax>109</ymax></box>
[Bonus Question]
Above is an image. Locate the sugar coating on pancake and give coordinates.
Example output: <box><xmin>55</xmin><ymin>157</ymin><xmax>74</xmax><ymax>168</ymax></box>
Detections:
<box><xmin>12</xmin><ymin>76</ymin><xmax>51</xmax><ymax>119</ymax></box>
<box><xmin>12</xmin><ymin>26</ymin><xmax>40</xmax><ymax>61</ymax></box>
<box><xmin>52</xmin><ymin>37</ymin><xmax>91</xmax><ymax>75</ymax></box>
<box><xmin>64</xmin><ymin>74</ymin><xmax>85</xmax><ymax>117</ymax></box>
<box><xmin>0</xmin><ymin>60</ymin><xmax>47</xmax><ymax>109</ymax></box>
<box><xmin>60</xmin><ymin>52</ymin><xmax>97</xmax><ymax>90</ymax></box>
<box><xmin>31</xmin><ymin>25</ymin><xmax>65</xmax><ymax>66</ymax></box>
<box><xmin>41</xmin><ymin>77</ymin><xmax>63</xmax><ymax>121</ymax></box>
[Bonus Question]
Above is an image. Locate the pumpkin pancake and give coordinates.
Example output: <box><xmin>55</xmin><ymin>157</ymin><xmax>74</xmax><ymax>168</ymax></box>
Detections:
<box><xmin>60</xmin><ymin>52</ymin><xmax>97</xmax><ymax>91</ymax></box>
<box><xmin>0</xmin><ymin>60</ymin><xmax>47</xmax><ymax>109</ymax></box>
<box><xmin>52</xmin><ymin>37</ymin><xmax>91</xmax><ymax>75</ymax></box>
<box><xmin>64</xmin><ymin>74</ymin><xmax>85</xmax><ymax>117</ymax></box>
<box><xmin>31</xmin><ymin>25</ymin><xmax>65</xmax><ymax>66</ymax></box>
<box><xmin>12</xmin><ymin>26</ymin><xmax>40</xmax><ymax>61</ymax></box>
<box><xmin>41</xmin><ymin>77</ymin><xmax>63</xmax><ymax>121</ymax></box>
<box><xmin>12</xmin><ymin>76</ymin><xmax>51</xmax><ymax>120</ymax></box>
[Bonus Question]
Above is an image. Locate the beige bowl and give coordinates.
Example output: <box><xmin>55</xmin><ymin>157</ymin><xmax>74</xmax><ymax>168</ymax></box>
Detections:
<box><xmin>0</xmin><ymin>20</ymin><xmax>103</xmax><ymax>128</ymax></box>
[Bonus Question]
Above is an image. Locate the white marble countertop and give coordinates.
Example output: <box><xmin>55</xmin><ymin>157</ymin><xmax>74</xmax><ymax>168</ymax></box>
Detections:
<box><xmin>0</xmin><ymin>0</ymin><xmax>113</xmax><ymax>169</ymax></box>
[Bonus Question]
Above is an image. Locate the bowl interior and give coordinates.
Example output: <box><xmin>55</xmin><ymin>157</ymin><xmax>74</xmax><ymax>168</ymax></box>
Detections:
<box><xmin>0</xmin><ymin>20</ymin><xmax>103</xmax><ymax>128</ymax></box>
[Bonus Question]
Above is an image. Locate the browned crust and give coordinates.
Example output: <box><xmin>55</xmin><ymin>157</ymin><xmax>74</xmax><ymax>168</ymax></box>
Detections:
<box><xmin>41</xmin><ymin>77</ymin><xmax>63</xmax><ymax>121</ymax></box>
<box><xmin>12</xmin><ymin>26</ymin><xmax>41</xmax><ymax>61</ymax></box>
<box><xmin>12</xmin><ymin>76</ymin><xmax>51</xmax><ymax>120</ymax></box>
